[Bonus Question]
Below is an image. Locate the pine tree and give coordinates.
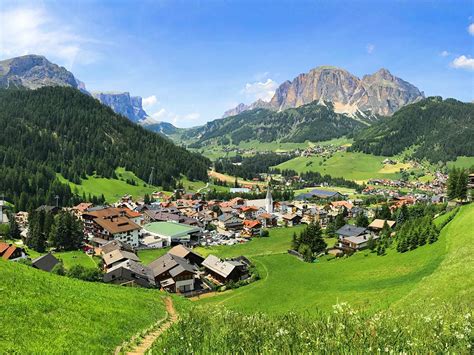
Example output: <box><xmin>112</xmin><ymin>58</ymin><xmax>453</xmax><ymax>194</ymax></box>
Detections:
<box><xmin>447</xmin><ymin>168</ymin><xmax>459</xmax><ymax>200</ymax></box>
<box><xmin>8</xmin><ymin>214</ymin><xmax>21</xmax><ymax>240</ymax></box>
<box><xmin>367</xmin><ymin>236</ymin><xmax>376</xmax><ymax>251</ymax></box>
<box><xmin>291</xmin><ymin>232</ymin><xmax>299</xmax><ymax>250</ymax></box>
<box><xmin>355</xmin><ymin>213</ymin><xmax>369</xmax><ymax>227</ymax></box>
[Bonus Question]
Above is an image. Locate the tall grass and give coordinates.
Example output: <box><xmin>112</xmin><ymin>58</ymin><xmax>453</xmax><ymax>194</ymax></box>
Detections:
<box><xmin>151</xmin><ymin>303</ymin><xmax>472</xmax><ymax>354</ymax></box>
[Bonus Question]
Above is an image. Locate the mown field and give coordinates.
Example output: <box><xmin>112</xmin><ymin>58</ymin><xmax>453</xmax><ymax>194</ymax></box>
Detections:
<box><xmin>275</xmin><ymin>151</ymin><xmax>410</xmax><ymax>182</ymax></box>
<box><xmin>151</xmin><ymin>204</ymin><xmax>473</xmax><ymax>353</ymax></box>
<box><xmin>0</xmin><ymin>260</ymin><xmax>166</xmax><ymax>353</ymax></box>
<box><xmin>195</xmin><ymin>206</ymin><xmax>472</xmax><ymax>314</ymax></box>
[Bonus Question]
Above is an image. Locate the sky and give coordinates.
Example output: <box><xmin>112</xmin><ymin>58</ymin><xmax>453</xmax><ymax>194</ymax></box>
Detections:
<box><xmin>0</xmin><ymin>0</ymin><xmax>473</xmax><ymax>127</ymax></box>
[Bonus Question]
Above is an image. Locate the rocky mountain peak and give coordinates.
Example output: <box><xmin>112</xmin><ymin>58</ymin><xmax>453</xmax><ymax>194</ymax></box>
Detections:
<box><xmin>224</xmin><ymin>65</ymin><xmax>424</xmax><ymax>117</ymax></box>
<box><xmin>0</xmin><ymin>54</ymin><xmax>81</xmax><ymax>90</ymax></box>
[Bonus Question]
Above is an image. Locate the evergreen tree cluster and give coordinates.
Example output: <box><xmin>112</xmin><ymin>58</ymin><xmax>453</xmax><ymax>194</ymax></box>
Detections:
<box><xmin>186</xmin><ymin>101</ymin><xmax>366</xmax><ymax>146</ymax></box>
<box><xmin>214</xmin><ymin>153</ymin><xmax>294</xmax><ymax>180</ymax></box>
<box><xmin>396</xmin><ymin>216</ymin><xmax>439</xmax><ymax>253</ymax></box>
<box><xmin>26</xmin><ymin>210</ymin><xmax>84</xmax><ymax>252</ymax></box>
<box><xmin>279</xmin><ymin>170</ymin><xmax>361</xmax><ymax>190</ymax></box>
<box><xmin>447</xmin><ymin>168</ymin><xmax>469</xmax><ymax>201</ymax></box>
<box><xmin>292</xmin><ymin>222</ymin><xmax>327</xmax><ymax>262</ymax></box>
<box><xmin>350</xmin><ymin>97</ymin><xmax>474</xmax><ymax>162</ymax></box>
<box><xmin>0</xmin><ymin>87</ymin><xmax>210</xmax><ymax>209</ymax></box>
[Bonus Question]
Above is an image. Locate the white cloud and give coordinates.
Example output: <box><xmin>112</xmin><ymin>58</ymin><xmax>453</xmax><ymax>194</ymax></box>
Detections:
<box><xmin>140</xmin><ymin>108</ymin><xmax>200</xmax><ymax>127</ymax></box>
<box><xmin>142</xmin><ymin>95</ymin><xmax>158</xmax><ymax>109</ymax></box>
<box><xmin>0</xmin><ymin>5</ymin><xmax>101</xmax><ymax>69</ymax></box>
<box><xmin>468</xmin><ymin>23</ymin><xmax>474</xmax><ymax>36</ymax></box>
<box><xmin>366</xmin><ymin>43</ymin><xmax>375</xmax><ymax>54</ymax></box>
<box><xmin>440</xmin><ymin>50</ymin><xmax>450</xmax><ymax>57</ymax></box>
<box><xmin>450</xmin><ymin>55</ymin><xmax>474</xmax><ymax>70</ymax></box>
<box><xmin>241</xmin><ymin>78</ymin><xmax>278</xmax><ymax>102</ymax></box>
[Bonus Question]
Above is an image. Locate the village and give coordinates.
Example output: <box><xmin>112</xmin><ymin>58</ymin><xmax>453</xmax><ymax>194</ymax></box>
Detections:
<box><xmin>2</xmin><ymin>169</ymin><xmax>469</xmax><ymax>297</ymax></box>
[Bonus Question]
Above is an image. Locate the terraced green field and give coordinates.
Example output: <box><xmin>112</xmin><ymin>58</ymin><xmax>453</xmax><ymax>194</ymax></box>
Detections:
<box><xmin>0</xmin><ymin>260</ymin><xmax>166</xmax><ymax>353</ymax></box>
<box><xmin>196</xmin><ymin>206</ymin><xmax>472</xmax><ymax>315</ymax></box>
<box><xmin>275</xmin><ymin>151</ymin><xmax>409</xmax><ymax>182</ymax></box>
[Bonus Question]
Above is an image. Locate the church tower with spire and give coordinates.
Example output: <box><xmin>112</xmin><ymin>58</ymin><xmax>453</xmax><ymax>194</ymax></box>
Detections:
<box><xmin>265</xmin><ymin>184</ymin><xmax>273</xmax><ymax>214</ymax></box>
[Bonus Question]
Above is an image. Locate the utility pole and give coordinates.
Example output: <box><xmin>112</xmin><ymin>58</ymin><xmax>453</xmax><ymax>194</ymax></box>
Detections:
<box><xmin>148</xmin><ymin>167</ymin><xmax>155</xmax><ymax>186</ymax></box>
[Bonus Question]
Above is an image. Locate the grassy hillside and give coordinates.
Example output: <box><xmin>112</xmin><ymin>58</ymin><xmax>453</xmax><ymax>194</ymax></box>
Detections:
<box><xmin>275</xmin><ymin>151</ymin><xmax>409</xmax><ymax>182</ymax></box>
<box><xmin>152</xmin><ymin>205</ymin><xmax>473</xmax><ymax>353</ymax></box>
<box><xmin>195</xmin><ymin>206</ymin><xmax>472</xmax><ymax>314</ymax></box>
<box><xmin>0</xmin><ymin>261</ymin><xmax>166</xmax><ymax>353</ymax></box>
<box><xmin>395</xmin><ymin>204</ymin><xmax>473</xmax><ymax>308</ymax></box>
<box><xmin>57</xmin><ymin>168</ymin><xmax>160</xmax><ymax>203</ymax></box>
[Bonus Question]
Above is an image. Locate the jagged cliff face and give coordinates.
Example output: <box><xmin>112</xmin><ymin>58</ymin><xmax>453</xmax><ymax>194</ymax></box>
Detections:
<box><xmin>0</xmin><ymin>55</ymin><xmax>151</xmax><ymax>123</ymax></box>
<box><xmin>0</xmin><ymin>55</ymin><xmax>81</xmax><ymax>90</ymax></box>
<box><xmin>224</xmin><ymin>66</ymin><xmax>424</xmax><ymax>117</ymax></box>
<box><xmin>91</xmin><ymin>92</ymin><xmax>147</xmax><ymax>122</ymax></box>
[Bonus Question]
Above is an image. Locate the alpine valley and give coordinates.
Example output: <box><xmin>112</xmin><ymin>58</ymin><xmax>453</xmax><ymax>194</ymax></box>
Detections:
<box><xmin>0</xmin><ymin>41</ymin><xmax>473</xmax><ymax>355</ymax></box>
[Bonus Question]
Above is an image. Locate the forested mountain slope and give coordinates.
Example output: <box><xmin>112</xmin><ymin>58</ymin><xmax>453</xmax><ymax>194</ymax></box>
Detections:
<box><xmin>350</xmin><ymin>97</ymin><xmax>474</xmax><ymax>162</ymax></box>
<box><xmin>185</xmin><ymin>101</ymin><xmax>369</xmax><ymax>147</ymax></box>
<box><xmin>0</xmin><ymin>87</ymin><xmax>209</xmax><ymax>208</ymax></box>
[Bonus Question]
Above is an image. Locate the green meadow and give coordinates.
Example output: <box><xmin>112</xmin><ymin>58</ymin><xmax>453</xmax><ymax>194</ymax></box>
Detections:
<box><xmin>152</xmin><ymin>204</ymin><xmax>473</xmax><ymax>354</ymax></box>
<box><xmin>275</xmin><ymin>151</ymin><xmax>409</xmax><ymax>182</ymax></box>
<box><xmin>0</xmin><ymin>260</ymin><xmax>166</xmax><ymax>353</ymax></box>
<box><xmin>447</xmin><ymin>156</ymin><xmax>474</xmax><ymax>169</ymax></box>
<box><xmin>57</xmin><ymin>167</ymin><xmax>158</xmax><ymax>203</ymax></box>
<box><xmin>196</xmin><ymin>205</ymin><xmax>473</xmax><ymax>315</ymax></box>
<box><xmin>191</xmin><ymin>137</ymin><xmax>353</xmax><ymax>160</ymax></box>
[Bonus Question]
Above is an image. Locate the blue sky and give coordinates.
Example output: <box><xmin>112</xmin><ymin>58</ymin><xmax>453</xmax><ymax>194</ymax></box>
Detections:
<box><xmin>1</xmin><ymin>0</ymin><xmax>473</xmax><ymax>127</ymax></box>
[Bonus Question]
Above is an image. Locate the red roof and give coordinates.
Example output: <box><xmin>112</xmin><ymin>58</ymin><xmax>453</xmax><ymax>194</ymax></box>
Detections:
<box><xmin>243</xmin><ymin>220</ymin><xmax>261</xmax><ymax>228</ymax></box>
<box><xmin>0</xmin><ymin>242</ymin><xmax>9</xmax><ymax>254</ymax></box>
<box><xmin>0</xmin><ymin>243</ymin><xmax>18</xmax><ymax>260</ymax></box>
<box><xmin>241</xmin><ymin>206</ymin><xmax>258</xmax><ymax>212</ymax></box>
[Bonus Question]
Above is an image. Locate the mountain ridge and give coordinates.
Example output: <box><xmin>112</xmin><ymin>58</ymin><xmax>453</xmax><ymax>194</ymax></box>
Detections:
<box><xmin>0</xmin><ymin>55</ymin><xmax>178</xmax><ymax>128</ymax></box>
<box><xmin>223</xmin><ymin>66</ymin><xmax>424</xmax><ymax>118</ymax></box>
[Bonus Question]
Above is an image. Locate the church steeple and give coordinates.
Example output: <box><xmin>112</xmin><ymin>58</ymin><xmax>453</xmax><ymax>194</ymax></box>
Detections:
<box><xmin>265</xmin><ymin>183</ymin><xmax>273</xmax><ymax>214</ymax></box>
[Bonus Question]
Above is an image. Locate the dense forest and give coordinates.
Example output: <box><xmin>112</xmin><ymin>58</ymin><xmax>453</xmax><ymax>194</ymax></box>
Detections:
<box><xmin>186</xmin><ymin>101</ymin><xmax>367</xmax><ymax>147</ymax></box>
<box><xmin>214</xmin><ymin>153</ymin><xmax>295</xmax><ymax>180</ymax></box>
<box><xmin>350</xmin><ymin>97</ymin><xmax>474</xmax><ymax>162</ymax></box>
<box><xmin>0</xmin><ymin>87</ymin><xmax>210</xmax><ymax>209</ymax></box>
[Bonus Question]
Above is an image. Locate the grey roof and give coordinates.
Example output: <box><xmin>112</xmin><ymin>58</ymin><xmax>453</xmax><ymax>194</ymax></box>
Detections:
<box><xmin>149</xmin><ymin>253</ymin><xmax>197</xmax><ymax>278</ymax></box>
<box><xmin>32</xmin><ymin>253</ymin><xmax>60</xmax><ymax>272</ymax></box>
<box><xmin>295</xmin><ymin>189</ymin><xmax>342</xmax><ymax>201</ymax></box>
<box><xmin>104</xmin><ymin>259</ymin><xmax>155</xmax><ymax>286</ymax></box>
<box><xmin>336</xmin><ymin>224</ymin><xmax>367</xmax><ymax>238</ymax></box>
<box><xmin>103</xmin><ymin>249</ymin><xmax>140</xmax><ymax>266</ymax></box>
<box><xmin>101</xmin><ymin>240</ymin><xmax>134</xmax><ymax>254</ymax></box>
<box><xmin>202</xmin><ymin>254</ymin><xmax>236</xmax><ymax>278</ymax></box>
